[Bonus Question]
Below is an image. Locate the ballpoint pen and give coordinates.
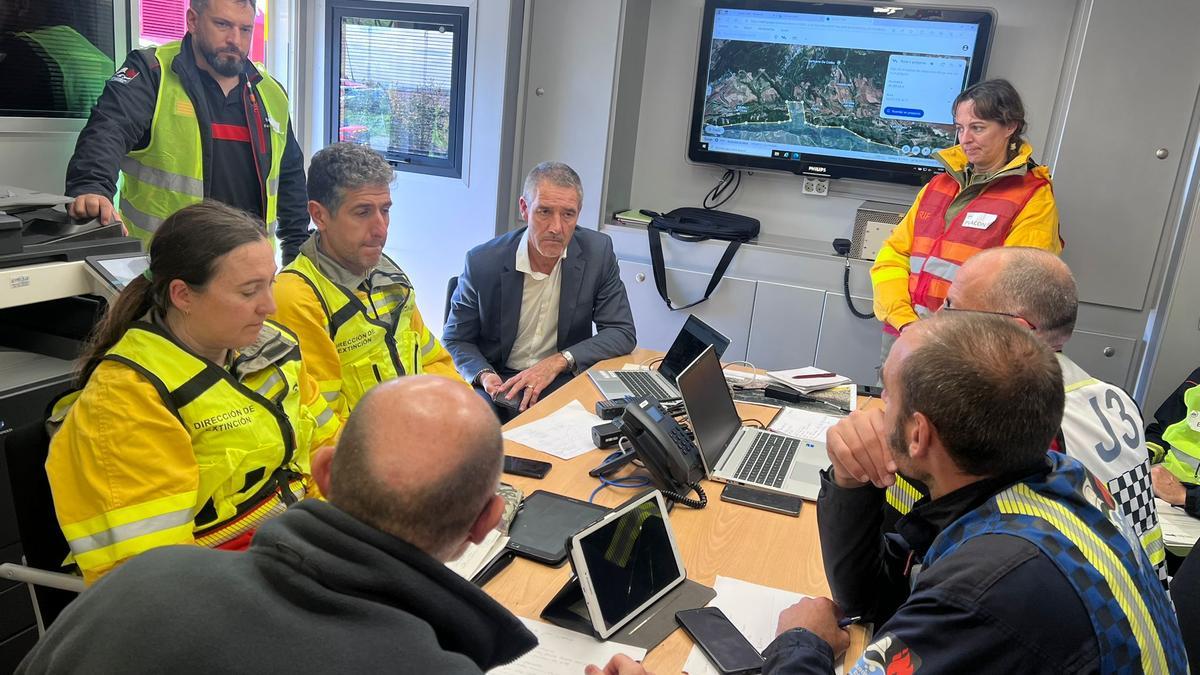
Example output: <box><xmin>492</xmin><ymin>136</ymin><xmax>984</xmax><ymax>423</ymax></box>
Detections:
<box><xmin>791</xmin><ymin>372</ymin><xmax>838</xmax><ymax>379</ymax></box>
<box><xmin>838</xmin><ymin>615</ymin><xmax>862</xmax><ymax>629</ymax></box>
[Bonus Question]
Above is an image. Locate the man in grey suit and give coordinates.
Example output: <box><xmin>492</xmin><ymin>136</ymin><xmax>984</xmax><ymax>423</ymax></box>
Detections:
<box><xmin>444</xmin><ymin>161</ymin><xmax>636</xmax><ymax>417</ymax></box>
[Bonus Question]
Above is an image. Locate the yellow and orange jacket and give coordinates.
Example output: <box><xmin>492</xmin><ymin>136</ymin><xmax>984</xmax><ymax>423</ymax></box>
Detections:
<box><xmin>871</xmin><ymin>142</ymin><xmax>1062</xmax><ymax>332</ymax></box>
<box><xmin>46</xmin><ymin>319</ymin><xmax>339</xmax><ymax>584</ymax></box>
<box><xmin>272</xmin><ymin>236</ymin><xmax>463</xmax><ymax>421</ymax></box>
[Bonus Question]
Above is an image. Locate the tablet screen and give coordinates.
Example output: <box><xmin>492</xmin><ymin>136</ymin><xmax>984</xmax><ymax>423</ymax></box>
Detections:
<box><xmin>87</xmin><ymin>253</ymin><xmax>149</xmax><ymax>291</ymax></box>
<box><xmin>507</xmin><ymin>491</ymin><xmax>609</xmax><ymax>564</ymax></box>
<box><xmin>573</xmin><ymin>492</ymin><xmax>685</xmax><ymax>636</ymax></box>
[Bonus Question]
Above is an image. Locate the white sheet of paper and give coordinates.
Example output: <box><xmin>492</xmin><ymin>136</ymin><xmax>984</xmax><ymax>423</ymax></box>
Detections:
<box><xmin>446</xmin><ymin>528</ymin><xmax>508</xmax><ymax>580</ymax></box>
<box><xmin>769</xmin><ymin>408</ymin><xmax>841</xmax><ymax>443</ymax></box>
<box><xmin>681</xmin><ymin>576</ymin><xmax>845</xmax><ymax>675</ymax></box>
<box><xmin>1155</xmin><ymin>497</ymin><xmax>1200</xmax><ymax>549</ymax></box>
<box><xmin>492</xmin><ymin>618</ymin><xmax>647</xmax><ymax>675</ymax></box>
<box><xmin>502</xmin><ymin>400</ymin><xmax>603</xmax><ymax>460</ymax></box>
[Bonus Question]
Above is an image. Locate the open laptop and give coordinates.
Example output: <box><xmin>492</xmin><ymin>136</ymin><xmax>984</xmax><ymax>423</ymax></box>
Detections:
<box><xmin>588</xmin><ymin>314</ymin><xmax>730</xmax><ymax>401</ymax></box>
<box><xmin>677</xmin><ymin>346</ymin><xmax>828</xmax><ymax>500</ymax></box>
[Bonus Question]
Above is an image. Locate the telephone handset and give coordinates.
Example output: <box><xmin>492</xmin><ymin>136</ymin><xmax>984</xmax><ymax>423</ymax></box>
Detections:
<box><xmin>613</xmin><ymin>398</ymin><xmax>708</xmax><ymax>508</ymax></box>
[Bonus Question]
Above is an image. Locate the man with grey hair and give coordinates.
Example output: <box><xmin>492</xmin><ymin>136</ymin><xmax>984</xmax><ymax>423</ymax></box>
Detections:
<box><xmin>870</xmin><ymin>246</ymin><xmax>1166</xmax><ymax>578</ymax></box>
<box><xmin>444</xmin><ymin>161</ymin><xmax>636</xmax><ymax>418</ymax></box>
<box><xmin>18</xmin><ymin>377</ymin><xmax>540</xmax><ymax>673</ymax></box>
<box><xmin>272</xmin><ymin>142</ymin><xmax>463</xmax><ymax>421</ymax></box>
<box><xmin>65</xmin><ymin>0</ymin><xmax>311</xmax><ymax>261</ymax></box>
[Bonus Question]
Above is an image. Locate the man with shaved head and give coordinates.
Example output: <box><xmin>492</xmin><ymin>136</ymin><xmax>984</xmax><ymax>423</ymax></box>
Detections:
<box><xmin>19</xmin><ymin>376</ymin><xmax>538</xmax><ymax>673</ymax></box>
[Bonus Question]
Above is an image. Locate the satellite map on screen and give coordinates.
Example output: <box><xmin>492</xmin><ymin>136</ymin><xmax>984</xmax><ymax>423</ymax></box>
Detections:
<box><xmin>702</xmin><ymin>41</ymin><xmax>961</xmax><ymax>158</ymax></box>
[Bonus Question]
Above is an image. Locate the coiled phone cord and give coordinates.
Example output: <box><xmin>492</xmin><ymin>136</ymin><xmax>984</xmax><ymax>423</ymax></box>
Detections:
<box><xmin>661</xmin><ymin>482</ymin><xmax>707</xmax><ymax>509</ymax></box>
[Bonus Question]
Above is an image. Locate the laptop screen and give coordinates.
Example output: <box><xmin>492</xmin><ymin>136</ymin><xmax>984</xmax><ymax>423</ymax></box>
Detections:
<box><xmin>676</xmin><ymin>346</ymin><xmax>743</xmax><ymax>473</ymax></box>
<box><xmin>658</xmin><ymin>315</ymin><xmax>731</xmax><ymax>382</ymax></box>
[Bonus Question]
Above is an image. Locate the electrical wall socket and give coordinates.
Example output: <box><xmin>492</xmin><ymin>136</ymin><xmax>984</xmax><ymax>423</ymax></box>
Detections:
<box><xmin>802</xmin><ymin>176</ymin><xmax>829</xmax><ymax>196</ymax></box>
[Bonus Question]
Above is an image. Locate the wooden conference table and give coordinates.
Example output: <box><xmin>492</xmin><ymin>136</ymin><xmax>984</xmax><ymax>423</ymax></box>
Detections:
<box><xmin>483</xmin><ymin>349</ymin><xmax>872</xmax><ymax>673</ymax></box>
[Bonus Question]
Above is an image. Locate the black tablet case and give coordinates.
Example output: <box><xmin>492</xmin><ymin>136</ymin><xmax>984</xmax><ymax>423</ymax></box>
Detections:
<box><xmin>540</xmin><ymin>575</ymin><xmax>716</xmax><ymax>651</ymax></box>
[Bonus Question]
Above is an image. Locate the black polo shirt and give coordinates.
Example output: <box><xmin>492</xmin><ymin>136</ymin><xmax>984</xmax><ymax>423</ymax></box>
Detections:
<box><xmin>196</xmin><ymin>69</ymin><xmax>262</xmax><ymax>219</ymax></box>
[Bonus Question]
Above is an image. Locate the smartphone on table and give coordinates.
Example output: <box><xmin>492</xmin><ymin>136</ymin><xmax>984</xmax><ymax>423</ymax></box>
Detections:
<box><xmin>676</xmin><ymin>606</ymin><xmax>765</xmax><ymax>674</ymax></box>
<box><xmin>503</xmin><ymin>455</ymin><xmax>552</xmax><ymax>479</ymax></box>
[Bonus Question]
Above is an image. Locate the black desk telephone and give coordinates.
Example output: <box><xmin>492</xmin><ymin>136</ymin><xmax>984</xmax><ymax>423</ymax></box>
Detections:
<box><xmin>612</xmin><ymin>398</ymin><xmax>708</xmax><ymax>508</ymax></box>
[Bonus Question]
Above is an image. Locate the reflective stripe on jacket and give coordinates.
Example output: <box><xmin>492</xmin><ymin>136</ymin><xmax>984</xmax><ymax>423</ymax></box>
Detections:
<box><xmin>117</xmin><ymin>40</ymin><xmax>288</xmax><ymax>241</ymax></box>
<box><xmin>46</xmin><ymin>320</ymin><xmax>338</xmax><ymax>583</ymax></box>
<box><xmin>923</xmin><ymin>453</ymin><xmax>1187</xmax><ymax>674</ymax></box>
<box><xmin>884</xmin><ymin>356</ymin><xmax>1168</xmax><ymax>578</ymax></box>
<box><xmin>870</xmin><ymin>142</ymin><xmax>1061</xmax><ymax>333</ymax></box>
<box><xmin>276</xmin><ymin>250</ymin><xmax>461</xmax><ymax>418</ymax></box>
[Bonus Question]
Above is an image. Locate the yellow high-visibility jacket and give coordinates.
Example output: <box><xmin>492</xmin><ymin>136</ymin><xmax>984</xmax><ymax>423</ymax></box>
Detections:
<box><xmin>47</xmin><ymin>320</ymin><xmax>339</xmax><ymax>584</ymax></box>
<box><xmin>273</xmin><ymin>236</ymin><xmax>463</xmax><ymax>420</ymax></box>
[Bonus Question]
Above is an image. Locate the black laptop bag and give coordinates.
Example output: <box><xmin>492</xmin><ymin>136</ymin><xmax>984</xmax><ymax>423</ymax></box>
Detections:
<box><xmin>645</xmin><ymin>207</ymin><xmax>760</xmax><ymax>310</ymax></box>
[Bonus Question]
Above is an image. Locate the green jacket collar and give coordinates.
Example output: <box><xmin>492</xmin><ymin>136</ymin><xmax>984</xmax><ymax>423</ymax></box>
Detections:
<box><xmin>299</xmin><ymin>232</ymin><xmax>411</xmax><ymax>291</ymax></box>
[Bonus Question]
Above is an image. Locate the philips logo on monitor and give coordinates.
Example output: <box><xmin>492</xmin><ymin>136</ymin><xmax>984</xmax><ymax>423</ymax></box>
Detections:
<box><xmin>806</xmin><ymin>166</ymin><xmax>827</xmax><ymax>173</ymax></box>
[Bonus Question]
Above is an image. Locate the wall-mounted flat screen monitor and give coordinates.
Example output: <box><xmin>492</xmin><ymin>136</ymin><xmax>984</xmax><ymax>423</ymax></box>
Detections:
<box><xmin>688</xmin><ymin>1</ymin><xmax>996</xmax><ymax>185</ymax></box>
<box><xmin>0</xmin><ymin>1</ymin><xmax>117</xmax><ymax>119</ymax></box>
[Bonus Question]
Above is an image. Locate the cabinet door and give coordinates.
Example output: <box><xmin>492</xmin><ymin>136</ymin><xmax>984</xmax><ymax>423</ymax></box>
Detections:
<box><xmin>815</xmin><ymin>291</ymin><xmax>885</xmax><ymax>386</ymax></box>
<box><xmin>1053</xmin><ymin>0</ymin><xmax>1200</xmax><ymax>310</ymax></box>
<box><xmin>1062</xmin><ymin>330</ymin><xmax>1138</xmax><ymax>390</ymax></box>
<box><xmin>746</xmin><ymin>281</ymin><xmax>825</xmax><ymax>372</ymax></box>
<box><xmin>618</xmin><ymin>259</ymin><xmax>754</xmax><ymax>362</ymax></box>
<box><xmin>519</xmin><ymin>0</ymin><xmax>622</xmax><ymax>230</ymax></box>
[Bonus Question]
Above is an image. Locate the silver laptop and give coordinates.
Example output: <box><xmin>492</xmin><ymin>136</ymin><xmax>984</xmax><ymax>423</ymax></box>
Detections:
<box><xmin>589</xmin><ymin>315</ymin><xmax>730</xmax><ymax>401</ymax></box>
<box><xmin>677</xmin><ymin>346</ymin><xmax>828</xmax><ymax>500</ymax></box>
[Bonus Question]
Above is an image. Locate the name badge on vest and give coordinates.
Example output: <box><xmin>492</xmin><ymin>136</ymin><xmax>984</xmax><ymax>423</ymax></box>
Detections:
<box><xmin>1188</xmin><ymin>410</ymin><xmax>1200</xmax><ymax>432</ymax></box>
<box><xmin>962</xmin><ymin>212</ymin><xmax>998</xmax><ymax>230</ymax></box>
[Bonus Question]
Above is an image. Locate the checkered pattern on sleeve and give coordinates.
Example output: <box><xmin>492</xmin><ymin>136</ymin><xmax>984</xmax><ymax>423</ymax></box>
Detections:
<box><xmin>1106</xmin><ymin>459</ymin><xmax>1167</xmax><ymax>580</ymax></box>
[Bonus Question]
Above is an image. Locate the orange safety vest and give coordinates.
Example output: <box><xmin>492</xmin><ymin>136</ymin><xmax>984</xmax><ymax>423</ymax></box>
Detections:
<box><xmin>884</xmin><ymin>170</ymin><xmax>1049</xmax><ymax>336</ymax></box>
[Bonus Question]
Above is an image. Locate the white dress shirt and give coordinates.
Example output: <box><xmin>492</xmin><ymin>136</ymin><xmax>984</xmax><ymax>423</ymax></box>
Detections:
<box><xmin>506</xmin><ymin>229</ymin><xmax>567</xmax><ymax>371</ymax></box>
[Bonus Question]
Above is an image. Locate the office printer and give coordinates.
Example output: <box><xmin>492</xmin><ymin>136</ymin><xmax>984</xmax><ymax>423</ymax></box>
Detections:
<box><xmin>0</xmin><ymin>185</ymin><xmax>135</xmax><ymax>267</ymax></box>
<box><xmin>0</xmin><ymin>186</ymin><xmax>143</xmax><ymax>642</ymax></box>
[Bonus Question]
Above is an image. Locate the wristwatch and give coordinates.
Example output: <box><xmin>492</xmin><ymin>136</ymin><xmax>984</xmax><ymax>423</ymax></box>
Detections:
<box><xmin>560</xmin><ymin>350</ymin><xmax>576</xmax><ymax>372</ymax></box>
<box><xmin>473</xmin><ymin>368</ymin><xmax>496</xmax><ymax>386</ymax></box>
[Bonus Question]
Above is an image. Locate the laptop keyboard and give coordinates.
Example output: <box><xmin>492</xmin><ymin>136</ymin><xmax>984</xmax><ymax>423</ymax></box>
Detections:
<box><xmin>734</xmin><ymin>432</ymin><xmax>800</xmax><ymax>488</ymax></box>
<box><xmin>615</xmin><ymin>370</ymin><xmax>675</xmax><ymax>400</ymax></box>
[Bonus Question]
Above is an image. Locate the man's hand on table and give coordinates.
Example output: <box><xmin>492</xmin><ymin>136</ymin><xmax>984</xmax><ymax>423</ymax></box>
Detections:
<box><xmin>826</xmin><ymin>408</ymin><xmax>896</xmax><ymax>489</ymax></box>
<box><xmin>584</xmin><ymin>654</ymin><xmax>651</xmax><ymax>675</ymax></box>
<box><xmin>495</xmin><ymin>353</ymin><xmax>570</xmax><ymax>411</ymax></box>
<box><xmin>775</xmin><ymin>597</ymin><xmax>851</xmax><ymax>659</ymax></box>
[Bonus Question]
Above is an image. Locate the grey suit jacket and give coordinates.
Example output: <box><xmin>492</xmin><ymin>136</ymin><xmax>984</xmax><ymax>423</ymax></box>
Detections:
<box><xmin>443</xmin><ymin>227</ymin><xmax>636</xmax><ymax>382</ymax></box>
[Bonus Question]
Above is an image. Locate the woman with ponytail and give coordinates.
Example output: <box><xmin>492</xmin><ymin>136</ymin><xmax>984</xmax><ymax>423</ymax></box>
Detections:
<box><xmin>47</xmin><ymin>201</ymin><xmax>340</xmax><ymax>584</ymax></box>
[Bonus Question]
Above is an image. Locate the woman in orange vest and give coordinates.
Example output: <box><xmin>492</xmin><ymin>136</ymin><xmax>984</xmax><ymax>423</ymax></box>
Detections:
<box><xmin>870</xmin><ymin>79</ymin><xmax>1062</xmax><ymax>359</ymax></box>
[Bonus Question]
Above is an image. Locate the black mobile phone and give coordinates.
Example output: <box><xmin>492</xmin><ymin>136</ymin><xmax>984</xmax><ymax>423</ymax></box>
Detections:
<box><xmin>858</xmin><ymin>384</ymin><xmax>884</xmax><ymax>398</ymax></box>
<box><xmin>503</xmin><ymin>455</ymin><xmax>552</xmax><ymax>479</ymax></box>
<box><xmin>492</xmin><ymin>390</ymin><xmax>524</xmax><ymax>411</ymax></box>
<box><xmin>676</xmin><ymin>607</ymin><xmax>764</xmax><ymax>675</ymax></box>
<box><xmin>720</xmin><ymin>484</ymin><xmax>802</xmax><ymax>517</ymax></box>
